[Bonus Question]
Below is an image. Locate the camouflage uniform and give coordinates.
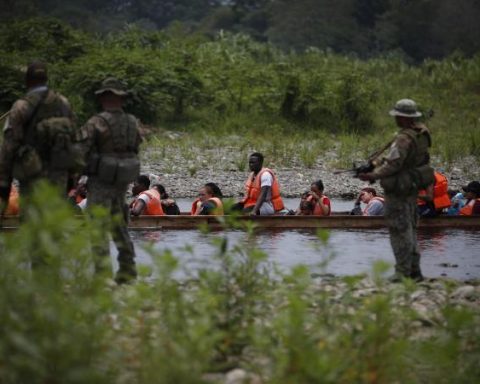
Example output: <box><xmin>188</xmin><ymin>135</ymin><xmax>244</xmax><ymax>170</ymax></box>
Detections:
<box><xmin>76</xmin><ymin>103</ymin><xmax>142</xmax><ymax>282</ymax></box>
<box><xmin>0</xmin><ymin>86</ymin><xmax>74</xmax><ymax>196</ymax></box>
<box><xmin>369</xmin><ymin>100</ymin><xmax>431</xmax><ymax>279</ymax></box>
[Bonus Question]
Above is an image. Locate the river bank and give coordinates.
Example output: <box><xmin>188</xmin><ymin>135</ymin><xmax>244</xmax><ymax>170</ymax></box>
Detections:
<box><xmin>139</xmin><ymin>132</ymin><xmax>479</xmax><ymax>199</ymax></box>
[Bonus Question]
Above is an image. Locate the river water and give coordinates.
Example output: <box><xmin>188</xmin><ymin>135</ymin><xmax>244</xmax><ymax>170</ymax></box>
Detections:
<box><xmin>117</xmin><ymin>199</ymin><xmax>480</xmax><ymax>281</ymax></box>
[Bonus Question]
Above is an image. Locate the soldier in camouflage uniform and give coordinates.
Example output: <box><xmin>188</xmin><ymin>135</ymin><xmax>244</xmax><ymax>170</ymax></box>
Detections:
<box><xmin>0</xmin><ymin>62</ymin><xmax>74</xmax><ymax>210</ymax></box>
<box><xmin>358</xmin><ymin>99</ymin><xmax>432</xmax><ymax>282</ymax></box>
<box><xmin>75</xmin><ymin>78</ymin><xmax>142</xmax><ymax>284</ymax></box>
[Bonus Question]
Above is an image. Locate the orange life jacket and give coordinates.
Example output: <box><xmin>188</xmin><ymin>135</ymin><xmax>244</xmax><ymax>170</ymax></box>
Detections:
<box><xmin>4</xmin><ymin>186</ymin><xmax>19</xmax><ymax>215</ymax></box>
<box><xmin>207</xmin><ymin>197</ymin><xmax>224</xmax><ymax>215</ymax></box>
<box><xmin>141</xmin><ymin>189</ymin><xmax>164</xmax><ymax>215</ymax></box>
<box><xmin>306</xmin><ymin>194</ymin><xmax>331</xmax><ymax>216</ymax></box>
<box><xmin>417</xmin><ymin>172</ymin><xmax>451</xmax><ymax>210</ymax></box>
<box><xmin>363</xmin><ymin>196</ymin><xmax>384</xmax><ymax>215</ymax></box>
<box><xmin>191</xmin><ymin>198</ymin><xmax>202</xmax><ymax>215</ymax></box>
<box><xmin>460</xmin><ymin>198</ymin><xmax>480</xmax><ymax>216</ymax></box>
<box><xmin>243</xmin><ymin>168</ymin><xmax>284</xmax><ymax>211</ymax></box>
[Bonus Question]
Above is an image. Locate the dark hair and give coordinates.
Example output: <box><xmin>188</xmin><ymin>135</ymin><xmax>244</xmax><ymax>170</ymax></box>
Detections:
<box><xmin>136</xmin><ymin>175</ymin><xmax>150</xmax><ymax>189</ymax></box>
<box><xmin>205</xmin><ymin>182</ymin><xmax>223</xmax><ymax>198</ymax></box>
<box><xmin>361</xmin><ymin>187</ymin><xmax>377</xmax><ymax>196</ymax></box>
<box><xmin>26</xmin><ymin>61</ymin><xmax>48</xmax><ymax>83</ymax></box>
<box><xmin>311</xmin><ymin>180</ymin><xmax>324</xmax><ymax>191</ymax></box>
<box><xmin>250</xmin><ymin>152</ymin><xmax>264</xmax><ymax>164</ymax></box>
<box><xmin>152</xmin><ymin>184</ymin><xmax>168</xmax><ymax>199</ymax></box>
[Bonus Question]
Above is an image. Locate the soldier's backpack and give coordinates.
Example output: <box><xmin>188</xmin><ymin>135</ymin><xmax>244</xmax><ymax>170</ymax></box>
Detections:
<box><xmin>13</xmin><ymin>90</ymin><xmax>79</xmax><ymax>181</ymax></box>
<box><xmin>88</xmin><ymin>111</ymin><xmax>140</xmax><ymax>186</ymax></box>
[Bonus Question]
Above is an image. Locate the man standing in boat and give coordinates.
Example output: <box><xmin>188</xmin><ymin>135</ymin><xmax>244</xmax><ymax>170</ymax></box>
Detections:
<box><xmin>358</xmin><ymin>99</ymin><xmax>434</xmax><ymax>282</ymax></box>
<box><xmin>236</xmin><ymin>152</ymin><xmax>285</xmax><ymax>215</ymax></box>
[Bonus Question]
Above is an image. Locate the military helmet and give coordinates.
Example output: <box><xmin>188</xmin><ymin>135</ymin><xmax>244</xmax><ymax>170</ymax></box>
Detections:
<box><xmin>389</xmin><ymin>99</ymin><xmax>422</xmax><ymax>118</ymax></box>
<box><xmin>95</xmin><ymin>77</ymin><xmax>129</xmax><ymax>97</ymax></box>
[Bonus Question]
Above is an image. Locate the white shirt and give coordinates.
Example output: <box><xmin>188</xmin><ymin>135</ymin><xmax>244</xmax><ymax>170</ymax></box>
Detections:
<box><xmin>259</xmin><ymin>171</ymin><xmax>274</xmax><ymax>215</ymax></box>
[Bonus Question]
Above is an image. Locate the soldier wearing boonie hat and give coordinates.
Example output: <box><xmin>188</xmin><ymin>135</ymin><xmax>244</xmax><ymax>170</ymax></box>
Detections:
<box><xmin>357</xmin><ymin>98</ymin><xmax>432</xmax><ymax>282</ymax></box>
<box><xmin>75</xmin><ymin>77</ymin><xmax>141</xmax><ymax>284</ymax></box>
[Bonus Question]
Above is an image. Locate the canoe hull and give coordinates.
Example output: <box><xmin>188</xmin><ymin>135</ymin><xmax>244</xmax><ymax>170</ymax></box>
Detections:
<box><xmin>3</xmin><ymin>215</ymin><xmax>479</xmax><ymax>230</ymax></box>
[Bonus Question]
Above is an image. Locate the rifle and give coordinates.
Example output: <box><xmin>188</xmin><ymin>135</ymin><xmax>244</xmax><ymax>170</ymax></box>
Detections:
<box><xmin>334</xmin><ymin>137</ymin><xmax>395</xmax><ymax>178</ymax></box>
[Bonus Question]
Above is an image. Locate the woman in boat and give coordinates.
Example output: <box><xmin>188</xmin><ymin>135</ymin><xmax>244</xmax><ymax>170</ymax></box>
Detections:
<box><xmin>351</xmin><ymin>187</ymin><xmax>384</xmax><ymax>216</ymax></box>
<box><xmin>296</xmin><ymin>180</ymin><xmax>331</xmax><ymax>216</ymax></box>
<box><xmin>460</xmin><ymin>181</ymin><xmax>480</xmax><ymax>216</ymax></box>
<box><xmin>152</xmin><ymin>184</ymin><xmax>180</xmax><ymax>215</ymax></box>
<box><xmin>191</xmin><ymin>182</ymin><xmax>224</xmax><ymax>216</ymax></box>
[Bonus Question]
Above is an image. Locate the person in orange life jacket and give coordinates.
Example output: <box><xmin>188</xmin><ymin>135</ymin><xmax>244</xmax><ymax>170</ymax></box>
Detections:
<box><xmin>130</xmin><ymin>175</ymin><xmax>164</xmax><ymax>216</ymax></box>
<box><xmin>152</xmin><ymin>184</ymin><xmax>180</xmax><ymax>215</ymax></box>
<box><xmin>233</xmin><ymin>152</ymin><xmax>284</xmax><ymax>215</ymax></box>
<box><xmin>351</xmin><ymin>187</ymin><xmax>384</xmax><ymax>216</ymax></box>
<box><xmin>192</xmin><ymin>182</ymin><xmax>224</xmax><ymax>215</ymax></box>
<box><xmin>296</xmin><ymin>180</ymin><xmax>331</xmax><ymax>216</ymax></box>
<box><xmin>417</xmin><ymin>171</ymin><xmax>451</xmax><ymax>217</ymax></box>
<box><xmin>460</xmin><ymin>181</ymin><xmax>480</xmax><ymax>216</ymax></box>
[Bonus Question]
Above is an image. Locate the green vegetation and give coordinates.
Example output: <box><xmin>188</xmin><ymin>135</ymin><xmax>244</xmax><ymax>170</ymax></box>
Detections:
<box><xmin>1</xmin><ymin>17</ymin><xmax>480</xmax><ymax>168</ymax></box>
<box><xmin>1</xmin><ymin>183</ymin><xmax>479</xmax><ymax>382</ymax></box>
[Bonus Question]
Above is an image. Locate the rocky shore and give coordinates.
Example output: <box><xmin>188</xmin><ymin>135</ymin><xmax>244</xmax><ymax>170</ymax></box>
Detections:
<box><xmin>140</xmin><ymin>137</ymin><xmax>478</xmax><ymax>199</ymax></box>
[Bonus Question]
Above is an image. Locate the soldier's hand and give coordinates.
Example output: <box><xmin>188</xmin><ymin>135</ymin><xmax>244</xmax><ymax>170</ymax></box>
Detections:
<box><xmin>358</xmin><ymin>173</ymin><xmax>375</xmax><ymax>182</ymax></box>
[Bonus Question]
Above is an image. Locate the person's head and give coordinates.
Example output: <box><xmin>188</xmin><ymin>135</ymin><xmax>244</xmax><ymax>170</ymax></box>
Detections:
<box><xmin>310</xmin><ymin>180</ymin><xmax>324</xmax><ymax>195</ymax></box>
<box><xmin>152</xmin><ymin>184</ymin><xmax>167</xmax><ymax>199</ymax></box>
<box><xmin>25</xmin><ymin>61</ymin><xmax>48</xmax><ymax>89</ymax></box>
<box><xmin>132</xmin><ymin>175</ymin><xmax>150</xmax><ymax>196</ymax></box>
<box><xmin>249</xmin><ymin>152</ymin><xmax>264</xmax><ymax>173</ymax></box>
<box><xmin>462</xmin><ymin>181</ymin><xmax>480</xmax><ymax>200</ymax></box>
<box><xmin>359</xmin><ymin>187</ymin><xmax>377</xmax><ymax>204</ymax></box>
<box><xmin>95</xmin><ymin>77</ymin><xmax>128</xmax><ymax>110</ymax></box>
<box><xmin>204</xmin><ymin>183</ymin><xmax>223</xmax><ymax>199</ymax></box>
<box><xmin>389</xmin><ymin>99</ymin><xmax>422</xmax><ymax>128</ymax></box>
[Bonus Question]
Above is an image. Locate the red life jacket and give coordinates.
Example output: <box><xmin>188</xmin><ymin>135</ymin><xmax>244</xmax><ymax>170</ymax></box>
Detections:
<box><xmin>191</xmin><ymin>198</ymin><xmax>202</xmax><ymax>215</ymax></box>
<box><xmin>141</xmin><ymin>189</ymin><xmax>164</xmax><ymax>215</ymax></box>
<box><xmin>363</xmin><ymin>196</ymin><xmax>384</xmax><ymax>215</ymax></box>
<box><xmin>306</xmin><ymin>194</ymin><xmax>331</xmax><ymax>216</ymax></box>
<box><xmin>4</xmin><ymin>185</ymin><xmax>19</xmax><ymax>215</ymax></box>
<box><xmin>418</xmin><ymin>172</ymin><xmax>450</xmax><ymax>210</ymax></box>
<box><xmin>243</xmin><ymin>168</ymin><xmax>284</xmax><ymax>211</ymax></box>
<box><xmin>460</xmin><ymin>198</ymin><xmax>480</xmax><ymax>216</ymax></box>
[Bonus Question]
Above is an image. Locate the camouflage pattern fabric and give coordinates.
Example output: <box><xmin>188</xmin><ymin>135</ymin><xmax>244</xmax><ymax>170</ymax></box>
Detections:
<box><xmin>384</xmin><ymin>194</ymin><xmax>421</xmax><ymax>277</ymax></box>
<box><xmin>0</xmin><ymin>88</ymin><xmax>73</xmax><ymax>193</ymax></box>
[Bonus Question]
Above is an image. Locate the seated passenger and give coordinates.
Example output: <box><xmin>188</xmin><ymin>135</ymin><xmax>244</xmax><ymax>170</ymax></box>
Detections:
<box><xmin>447</xmin><ymin>191</ymin><xmax>465</xmax><ymax>216</ymax></box>
<box><xmin>68</xmin><ymin>176</ymin><xmax>88</xmax><ymax>212</ymax></box>
<box><xmin>130</xmin><ymin>175</ymin><xmax>164</xmax><ymax>216</ymax></box>
<box><xmin>152</xmin><ymin>184</ymin><xmax>180</xmax><ymax>215</ymax></box>
<box><xmin>459</xmin><ymin>181</ymin><xmax>480</xmax><ymax>216</ymax></box>
<box><xmin>297</xmin><ymin>180</ymin><xmax>331</xmax><ymax>216</ymax></box>
<box><xmin>191</xmin><ymin>182</ymin><xmax>224</xmax><ymax>216</ymax></box>
<box><xmin>233</xmin><ymin>152</ymin><xmax>284</xmax><ymax>215</ymax></box>
<box><xmin>417</xmin><ymin>171</ymin><xmax>451</xmax><ymax>217</ymax></box>
<box><xmin>295</xmin><ymin>192</ymin><xmax>315</xmax><ymax>215</ymax></box>
<box><xmin>351</xmin><ymin>187</ymin><xmax>384</xmax><ymax>216</ymax></box>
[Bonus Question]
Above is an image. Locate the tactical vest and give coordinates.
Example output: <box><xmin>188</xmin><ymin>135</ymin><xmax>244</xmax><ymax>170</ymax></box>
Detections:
<box><xmin>12</xmin><ymin>90</ymin><xmax>76</xmax><ymax>181</ymax></box>
<box><xmin>380</xmin><ymin>123</ymin><xmax>434</xmax><ymax>195</ymax></box>
<box><xmin>89</xmin><ymin>111</ymin><xmax>140</xmax><ymax>185</ymax></box>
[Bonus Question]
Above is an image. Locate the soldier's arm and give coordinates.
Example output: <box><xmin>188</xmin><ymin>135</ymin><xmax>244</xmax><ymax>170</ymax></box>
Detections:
<box><xmin>370</xmin><ymin>135</ymin><xmax>413</xmax><ymax>179</ymax></box>
<box><xmin>73</xmin><ymin>116</ymin><xmax>104</xmax><ymax>167</ymax></box>
<box><xmin>0</xmin><ymin>100</ymin><xmax>30</xmax><ymax>188</ymax></box>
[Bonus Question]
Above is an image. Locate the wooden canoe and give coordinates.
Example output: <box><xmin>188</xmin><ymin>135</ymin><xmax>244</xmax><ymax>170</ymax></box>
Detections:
<box><xmin>2</xmin><ymin>214</ymin><xmax>480</xmax><ymax>230</ymax></box>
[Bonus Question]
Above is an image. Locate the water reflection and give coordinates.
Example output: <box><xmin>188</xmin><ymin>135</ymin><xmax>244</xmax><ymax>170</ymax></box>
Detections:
<box><xmin>127</xmin><ymin>226</ymin><xmax>480</xmax><ymax>281</ymax></box>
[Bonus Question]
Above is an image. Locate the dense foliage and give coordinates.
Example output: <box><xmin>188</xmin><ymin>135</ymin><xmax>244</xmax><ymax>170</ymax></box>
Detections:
<box><xmin>3</xmin><ymin>0</ymin><xmax>480</xmax><ymax>61</ymax></box>
<box><xmin>1</xmin><ymin>18</ymin><xmax>480</xmax><ymax>165</ymax></box>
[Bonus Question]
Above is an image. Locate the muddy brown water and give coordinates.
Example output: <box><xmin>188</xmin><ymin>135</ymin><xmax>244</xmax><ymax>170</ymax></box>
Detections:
<box><xmin>114</xmin><ymin>199</ymin><xmax>480</xmax><ymax>281</ymax></box>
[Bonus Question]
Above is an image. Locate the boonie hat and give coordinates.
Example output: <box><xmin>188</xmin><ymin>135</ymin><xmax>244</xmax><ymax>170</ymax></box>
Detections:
<box><xmin>95</xmin><ymin>77</ymin><xmax>129</xmax><ymax>96</ymax></box>
<box><xmin>389</xmin><ymin>99</ymin><xmax>422</xmax><ymax>118</ymax></box>
<box><xmin>462</xmin><ymin>181</ymin><xmax>480</xmax><ymax>195</ymax></box>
